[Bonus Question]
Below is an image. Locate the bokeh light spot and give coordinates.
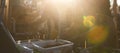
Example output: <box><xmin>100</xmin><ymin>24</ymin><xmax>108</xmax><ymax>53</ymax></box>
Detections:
<box><xmin>87</xmin><ymin>25</ymin><xmax>109</xmax><ymax>45</ymax></box>
<box><xmin>83</xmin><ymin>16</ymin><xmax>96</xmax><ymax>28</ymax></box>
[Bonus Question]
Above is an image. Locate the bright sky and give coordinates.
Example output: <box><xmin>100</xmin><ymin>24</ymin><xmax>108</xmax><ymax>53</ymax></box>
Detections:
<box><xmin>118</xmin><ymin>0</ymin><xmax>120</xmax><ymax>6</ymax></box>
<box><xmin>110</xmin><ymin>0</ymin><xmax>120</xmax><ymax>6</ymax></box>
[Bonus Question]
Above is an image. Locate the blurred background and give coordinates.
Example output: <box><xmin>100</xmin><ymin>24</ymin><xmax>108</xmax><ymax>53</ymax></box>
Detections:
<box><xmin>0</xmin><ymin>0</ymin><xmax>120</xmax><ymax>53</ymax></box>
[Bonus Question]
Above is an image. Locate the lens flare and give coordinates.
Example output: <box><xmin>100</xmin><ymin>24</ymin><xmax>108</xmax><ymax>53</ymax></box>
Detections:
<box><xmin>87</xmin><ymin>25</ymin><xmax>109</xmax><ymax>45</ymax></box>
<box><xmin>83</xmin><ymin>16</ymin><xmax>96</xmax><ymax>28</ymax></box>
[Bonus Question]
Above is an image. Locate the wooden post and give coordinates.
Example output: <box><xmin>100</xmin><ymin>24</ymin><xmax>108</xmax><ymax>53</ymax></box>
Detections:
<box><xmin>112</xmin><ymin>0</ymin><xmax>119</xmax><ymax>48</ymax></box>
<box><xmin>4</xmin><ymin>0</ymin><xmax>9</xmax><ymax>28</ymax></box>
